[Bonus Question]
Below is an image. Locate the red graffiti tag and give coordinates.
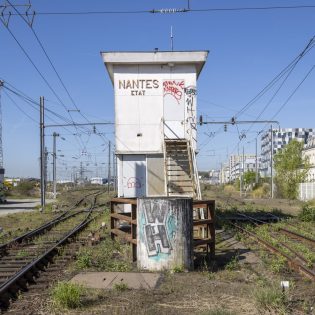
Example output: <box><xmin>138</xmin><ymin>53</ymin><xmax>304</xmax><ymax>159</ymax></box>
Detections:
<box><xmin>127</xmin><ymin>177</ymin><xmax>142</xmax><ymax>189</ymax></box>
<box><xmin>163</xmin><ymin>80</ymin><xmax>184</xmax><ymax>103</ymax></box>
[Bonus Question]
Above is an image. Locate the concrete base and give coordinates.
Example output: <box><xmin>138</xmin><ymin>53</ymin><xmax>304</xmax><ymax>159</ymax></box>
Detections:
<box><xmin>70</xmin><ymin>272</ymin><xmax>161</xmax><ymax>290</ymax></box>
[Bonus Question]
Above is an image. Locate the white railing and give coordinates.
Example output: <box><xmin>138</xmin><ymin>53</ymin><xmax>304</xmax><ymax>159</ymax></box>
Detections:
<box><xmin>188</xmin><ymin>131</ymin><xmax>201</xmax><ymax>200</ymax></box>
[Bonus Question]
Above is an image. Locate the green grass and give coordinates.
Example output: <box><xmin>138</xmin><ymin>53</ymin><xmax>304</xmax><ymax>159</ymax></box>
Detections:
<box><xmin>299</xmin><ymin>204</ymin><xmax>315</xmax><ymax>222</ymax></box>
<box><xmin>51</xmin><ymin>281</ymin><xmax>85</xmax><ymax>309</ymax></box>
<box><xmin>254</xmin><ymin>284</ymin><xmax>287</xmax><ymax>314</ymax></box>
<box><xmin>75</xmin><ymin>248</ymin><xmax>93</xmax><ymax>269</ymax></box>
<box><xmin>75</xmin><ymin>237</ymin><xmax>131</xmax><ymax>272</ymax></box>
<box><xmin>16</xmin><ymin>249</ymin><xmax>28</xmax><ymax>258</ymax></box>
<box><xmin>225</xmin><ymin>255</ymin><xmax>240</xmax><ymax>271</ymax></box>
<box><xmin>201</xmin><ymin>309</ymin><xmax>238</xmax><ymax>315</ymax></box>
<box><xmin>172</xmin><ymin>265</ymin><xmax>184</xmax><ymax>273</ymax></box>
<box><xmin>270</xmin><ymin>256</ymin><xmax>287</xmax><ymax>273</ymax></box>
<box><xmin>113</xmin><ymin>282</ymin><xmax>129</xmax><ymax>291</ymax></box>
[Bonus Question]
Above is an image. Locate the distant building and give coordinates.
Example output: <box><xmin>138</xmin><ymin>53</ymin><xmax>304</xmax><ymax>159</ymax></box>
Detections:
<box><xmin>220</xmin><ymin>164</ymin><xmax>230</xmax><ymax>184</ymax></box>
<box><xmin>303</xmin><ymin>136</ymin><xmax>315</xmax><ymax>182</ymax></box>
<box><xmin>90</xmin><ymin>177</ymin><xmax>105</xmax><ymax>185</ymax></box>
<box><xmin>208</xmin><ymin>169</ymin><xmax>220</xmax><ymax>185</ymax></box>
<box><xmin>229</xmin><ymin>155</ymin><xmax>259</xmax><ymax>182</ymax></box>
<box><xmin>57</xmin><ymin>180</ymin><xmax>73</xmax><ymax>184</ymax></box>
<box><xmin>261</xmin><ymin>128</ymin><xmax>315</xmax><ymax>177</ymax></box>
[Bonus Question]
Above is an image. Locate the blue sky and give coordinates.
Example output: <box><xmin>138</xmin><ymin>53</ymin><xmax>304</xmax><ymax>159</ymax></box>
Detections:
<box><xmin>1</xmin><ymin>0</ymin><xmax>315</xmax><ymax>178</ymax></box>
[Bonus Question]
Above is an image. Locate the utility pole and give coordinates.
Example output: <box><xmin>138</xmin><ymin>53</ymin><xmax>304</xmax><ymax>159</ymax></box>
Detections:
<box><xmin>240</xmin><ymin>146</ymin><xmax>245</xmax><ymax>197</ymax></box>
<box><xmin>40</xmin><ymin>96</ymin><xmax>45</xmax><ymax>211</ymax></box>
<box><xmin>243</xmin><ymin>146</ymin><xmax>245</xmax><ymax>196</ymax></box>
<box><xmin>270</xmin><ymin>125</ymin><xmax>274</xmax><ymax>198</ymax></box>
<box><xmin>0</xmin><ymin>81</ymin><xmax>5</xmax><ymax>186</ymax></box>
<box><xmin>80</xmin><ymin>162</ymin><xmax>84</xmax><ymax>183</ymax></box>
<box><xmin>52</xmin><ymin>132</ymin><xmax>59</xmax><ymax>199</ymax></box>
<box><xmin>112</xmin><ymin>148</ymin><xmax>116</xmax><ymax>193</ymax></box>
<box><xmin>44</xmin><ymin>146</ymin><xmax>48</xmax><ymax>187</ymax></box>
<box><xmin>255</xmin><ymin>137</ymin><xmax>258</xmax><ymax>184</ymax></box>
<box><xmin>108</xmin><ymin>141</ymin><xmax>111</xmax><ymax>193</ymax></box>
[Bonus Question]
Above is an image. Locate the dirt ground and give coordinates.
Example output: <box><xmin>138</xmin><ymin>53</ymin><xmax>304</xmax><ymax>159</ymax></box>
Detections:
<box><xmin>2</xmin><ymin>187</ymin><xmax>314</xmax><ymax>315</ymax></box>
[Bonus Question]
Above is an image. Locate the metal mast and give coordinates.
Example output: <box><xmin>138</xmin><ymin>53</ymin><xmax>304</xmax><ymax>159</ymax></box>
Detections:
<box><xmin>0</xmin><ymin>81</ymin><xmax>4</xmax><ymax>169</ymax></box>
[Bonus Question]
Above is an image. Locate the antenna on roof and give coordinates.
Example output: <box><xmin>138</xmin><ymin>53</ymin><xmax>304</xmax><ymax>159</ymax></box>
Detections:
<box><xmin>170</xmin><ymin>26</ymin><xmax>174</xmax><ymax>51</ymax></box>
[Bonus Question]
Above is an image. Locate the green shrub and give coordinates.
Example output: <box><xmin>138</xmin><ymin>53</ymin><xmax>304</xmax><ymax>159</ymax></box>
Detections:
<box><xmin>11</xmin><ymin>181</ymin><xmax>38</xmax><ymax>197</ymax></box>
<box><xmin>224</xmin><ymin>185</ymin><xmax>236</xmax><ymax>195</ymax></box>
<box><xmin>252</xmin><ymin>183</ymin><xmax>270</xmax><ymax>199</ymax></box>
<box><xmin>51</xmin><ymin>281</ymin><xmax>85</xmax><ymax>309</ymax></box>
<box><xmin>299</xmin><ymin>204</ymin><xmax>315</xmax><ymax>222</ymax></box>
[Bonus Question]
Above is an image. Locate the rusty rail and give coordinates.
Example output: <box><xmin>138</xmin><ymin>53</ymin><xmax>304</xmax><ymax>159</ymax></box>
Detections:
<box><xmin>231</xmin><ymin>221</ymin><xmax>315</xmax><ymax>281</ymax></box>
<box><xmin>278</xmin><ymin>227</ymin><xmax>315</xmax><ymax>246</ymax></box>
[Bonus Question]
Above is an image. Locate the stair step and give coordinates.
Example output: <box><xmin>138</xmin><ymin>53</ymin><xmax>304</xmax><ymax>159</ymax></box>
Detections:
<box><xmin>168</xmin><ymin>175</ymin><xmax>191</xmax><ymax>178</ymax></box>
<box><xmin>168</xmin><ymin>190</ymin><xmax>194</xmax><ymax>193</ymax></box>
<box><xmin>167</xmin><ymin>170</ymin><xmax>190</xmax><ymax>173</ymax></box>
<box><xmin>168</xmin><ymin>193</ymin><xmax>194</xmax><ymax>196</ymax></box>
<box><xmin>169</xmin><ymin>180</ymin><xmax>193</xmax><ymax>183</ymax></box>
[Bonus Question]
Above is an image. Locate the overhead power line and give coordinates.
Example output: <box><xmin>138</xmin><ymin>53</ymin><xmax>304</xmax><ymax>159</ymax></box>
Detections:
<box><xmin>235</xmin><ymin>35</ymin><xmax>315</xmax><ymax>119</ymax></box>
<box><xmin>271</xmin><ymin>65</ymin><xmax>315</xmax><ymax>120</ymax></box>
<box><xmin>2</xmin><ymin>5</ymin><xmax>315</xmax><ymax>16</ymax></box>
<box><xmin>4</xmin><ymin>0</ymin><xmax>94</xmax><ymax>150</ymax></box>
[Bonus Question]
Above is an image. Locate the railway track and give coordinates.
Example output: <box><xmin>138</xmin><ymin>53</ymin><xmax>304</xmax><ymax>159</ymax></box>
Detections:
<box><xmin>0</xmin><ymin>191</ymin><xmax>103</xmax><ymax>311</ymax></box>
<box><xmin>220</xmin><ymin>212</ymin><xmax>315</xmax><ymax>281</ymax></box>
<box><xmin>0</xmin><ymin>190</ymin><xmax>99</xmax><ymax>255</ymax></box>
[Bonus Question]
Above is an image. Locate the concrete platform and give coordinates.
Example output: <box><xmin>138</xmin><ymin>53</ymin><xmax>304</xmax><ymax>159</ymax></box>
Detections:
<box><xmin>70</xmin><ymin>272</ymin><xmax>162</xmax><ymax>290</ymax></box>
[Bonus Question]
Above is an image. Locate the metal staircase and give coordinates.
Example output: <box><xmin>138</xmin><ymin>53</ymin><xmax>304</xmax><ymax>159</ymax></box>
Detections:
<box><xmin>164</xmin><ymin>139</ymin><xmax>201</xmax><ymax>199</ymax></box>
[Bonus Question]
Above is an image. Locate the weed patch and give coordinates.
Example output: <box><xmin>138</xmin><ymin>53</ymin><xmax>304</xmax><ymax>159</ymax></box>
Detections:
<box><xmin>225</xmin><ymin>255</ymin><xmax>240</xmax><ymax>271</ymax></box>
<box><xmin>51</xmin><ymin>281</ymin><xmax>85</xmax><ymax>309</ymax></box>
<box><xmin>299</xmin><ymin>204</ymin><xmax>315</xmax><ymax>222</ymax></box>
<box><xmin>75</xmin><ymin>237</ymin><xmax>131</xmax><ymax>272</ymax></box>
<box><xmin>254</xmin><ymin>284</ymin><xmax>287</xmax><ymax>314</ymax></box>
<box><xmin>75</xmin><ymin>248</ymin><xmax>93</xmax><ymax>269</ymax></box>
<box><xmin>113</xmin><ymin>282</ymin><xmax>129</xmax><ymax>291</ymax></box>
<box><xmin>172</xmin><ymin>265</ymin><xmax>184</xmax><ymax>273</ymax></box>
<box><xmin>270</xmin><ymin>256</ymin><xmax>287</xmax><ymax>274</ymax></box>
<box><xmin>201</xmin><ymin>309</ymin><xmax>238</xmax><ymax>315</ymax></box>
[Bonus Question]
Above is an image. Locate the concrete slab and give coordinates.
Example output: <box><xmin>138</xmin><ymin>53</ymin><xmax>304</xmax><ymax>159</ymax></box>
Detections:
<box><xmin>70</xmin><ymin>272</ymin><xmax>162</xmax><ymax>290</ymax></box>
<box><xmin>0</xmin><ymin>199</ymin><xmax>54</xmax><ymax>216</ymax></box>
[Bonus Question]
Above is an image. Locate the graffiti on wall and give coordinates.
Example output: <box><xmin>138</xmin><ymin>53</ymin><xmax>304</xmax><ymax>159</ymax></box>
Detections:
<box><xmin>126</xmin><ymin>177</ymin><xmax>142</xmax><ymax>189</ymax></box>
<box><xmin>163</xmin><ymin>80</ymin><xmax>185</xmax><ymax>103</ymax></box>
<box><xmin>185</xmin><ymin>86</ymin><xmax>197</xmax><ymax>134</ymax></box>
<box><xmin>141</xmin><ymin>200</ymin><xmax>177</xmax><ymax>257</ymax></box>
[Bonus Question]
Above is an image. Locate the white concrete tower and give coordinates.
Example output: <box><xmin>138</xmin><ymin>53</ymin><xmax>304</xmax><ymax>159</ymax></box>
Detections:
<box><xmin>101</xmin><ymin>51</ymin><xmax>208</xmax><ymax>199</ymax></box>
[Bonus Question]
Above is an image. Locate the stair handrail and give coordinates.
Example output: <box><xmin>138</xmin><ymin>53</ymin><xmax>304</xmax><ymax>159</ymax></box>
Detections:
<box><xmin>162</xmin><ymin>119</ymin><xmax>169</xmax><ymax>196</ymax></box>
<box><xmin>188</xmin><ymin>127</ymin><xmax>202</xmax><ymax>200</ymax></box>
